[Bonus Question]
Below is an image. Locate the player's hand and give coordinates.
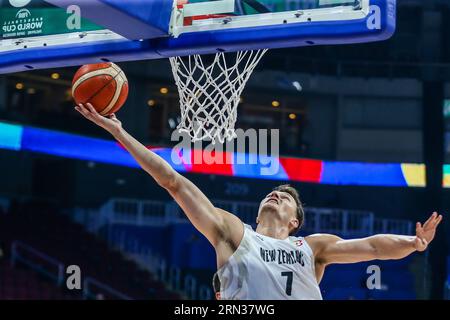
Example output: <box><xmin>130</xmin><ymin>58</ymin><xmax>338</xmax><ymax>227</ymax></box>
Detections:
<box><xmin>75</xmin><ymin>103</ymin><xmax>122</xmax><ymax>135</ymax></box>
<box><xmin>414</xmin><ymin>212</ymin><xmax>443</xmax><ymax>252</ymax></box>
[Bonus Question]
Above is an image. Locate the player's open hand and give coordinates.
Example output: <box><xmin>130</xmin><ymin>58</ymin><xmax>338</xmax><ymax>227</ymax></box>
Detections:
<box><xmin>75</xmin><ymin>103</ymin><xmax>122</xmax><ymax>135</ymax></box>
<box><xmin>414</xmin><ymin>212</ymin><xmax>443</xmax><ymax>252</ymax></box>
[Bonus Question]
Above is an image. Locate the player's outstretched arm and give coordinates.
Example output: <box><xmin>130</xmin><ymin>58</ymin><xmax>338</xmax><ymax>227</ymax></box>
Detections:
<box><xmin>75</xmin><ymin>103</ymin><xmax>243</xmax><ymax>249</ymax></box>
<box><xmin>307</xmin><ymin>212</ymin><xmax>443</xmax><ymax>265</ymax></box>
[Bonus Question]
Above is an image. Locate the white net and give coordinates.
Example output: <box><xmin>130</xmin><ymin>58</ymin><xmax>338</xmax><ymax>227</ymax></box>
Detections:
<box><xmin>169</xmin><ymin>49</ymin><xmax>268</xmax><ymax>144</ymax></box>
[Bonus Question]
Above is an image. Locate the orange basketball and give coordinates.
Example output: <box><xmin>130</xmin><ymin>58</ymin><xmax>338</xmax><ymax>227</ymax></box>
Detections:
<box><xmin>72</xmin><ymin>62</ymin><xmax>129</xmax><ymax>116</ymax></box>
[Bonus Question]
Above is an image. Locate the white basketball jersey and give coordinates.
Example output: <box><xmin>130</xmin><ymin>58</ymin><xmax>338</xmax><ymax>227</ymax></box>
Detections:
<box><xmin>217</xmin><ymin>224</ymin><xmax>323</xmax><ymax>300</ymax></box>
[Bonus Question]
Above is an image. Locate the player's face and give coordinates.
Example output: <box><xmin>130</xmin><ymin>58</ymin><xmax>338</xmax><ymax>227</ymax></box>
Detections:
<box><xmin>258</xmin><ymin>191</ymin><xmax>298</xmax><ymax>226</ymax></box>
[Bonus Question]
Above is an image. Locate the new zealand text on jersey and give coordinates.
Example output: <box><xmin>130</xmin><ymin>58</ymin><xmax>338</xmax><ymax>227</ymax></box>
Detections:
<box><xmin>260</xmin><ymin>248</ymin><xmax>305</xmax><ymax>266</ymax></box>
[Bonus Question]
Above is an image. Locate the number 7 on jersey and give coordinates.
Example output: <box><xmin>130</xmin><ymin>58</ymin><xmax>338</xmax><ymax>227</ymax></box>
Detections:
<box><xmin>281</xmin><ymin>271</ymin><xmax>293</xmax><ymax>296</ymax></box>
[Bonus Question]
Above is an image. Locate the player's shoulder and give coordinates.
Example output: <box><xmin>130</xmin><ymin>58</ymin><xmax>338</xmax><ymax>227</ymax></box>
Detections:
<box><xmin>302</xmin><ymin>234</ymin><xmax>339</xmax><ymax>259</ymax></box>
<box><xmin>305</xmin><ymin>233</ymin><xmax>341</xmax><ymax>239</ymax></box>
<box><xmin>215</xmin><ymin>207</ymin><xmax>245</xmax><ymax>228</ymax></box>
<box><xmin>304</xmin><ymin>233</ymin><xmax>343</xmax><ymax>248</ymax></box>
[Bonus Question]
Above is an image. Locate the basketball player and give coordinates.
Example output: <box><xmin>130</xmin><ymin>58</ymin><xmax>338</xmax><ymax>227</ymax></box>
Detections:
<box><xmin>75</xmin><ymin>103</ymin><xmax>443</xmax><ymax>300</ymax></box>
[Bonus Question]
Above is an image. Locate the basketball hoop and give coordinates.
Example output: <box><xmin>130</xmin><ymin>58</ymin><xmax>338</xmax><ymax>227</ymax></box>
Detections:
<box><xmin>169</xmin><ymin>49</ymin><xmax>267</xmax><ymax>144</ymax></box>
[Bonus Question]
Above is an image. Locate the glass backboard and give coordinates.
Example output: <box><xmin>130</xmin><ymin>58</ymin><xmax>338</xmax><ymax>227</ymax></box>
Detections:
<box><xmin>171</xmin><ymin>0</ymin><xmax>368</xmax><ymax>37</ymax></box>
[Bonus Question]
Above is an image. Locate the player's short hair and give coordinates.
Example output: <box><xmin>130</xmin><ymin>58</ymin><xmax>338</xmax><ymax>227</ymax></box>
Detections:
<box><xmin>212</xmin><ymin>272</ymin><xmax>221</xmax><ymax>294</ymax></box>
<box><xmin>273</xmin><ymin>184</ymin><xmax>304</xmax><ymax>236</ymax></box>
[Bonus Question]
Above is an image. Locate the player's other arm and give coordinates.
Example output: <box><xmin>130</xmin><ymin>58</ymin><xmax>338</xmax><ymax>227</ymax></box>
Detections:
<box><xmin>307</xmin><ymin>212</ymin><xmax>443</xmax><ymax>265</ymax></box>
<box><xmin>75</xmin><ymin>103</ymin><xmax>243</xmax><ymax>248</ymax></box>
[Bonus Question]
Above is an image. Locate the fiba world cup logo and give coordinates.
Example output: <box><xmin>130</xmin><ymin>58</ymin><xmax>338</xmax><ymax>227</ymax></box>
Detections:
<box><xmin>16</xmin><ymin>9</ymin><xmax>31</xmax><ymax>19</ymax></box>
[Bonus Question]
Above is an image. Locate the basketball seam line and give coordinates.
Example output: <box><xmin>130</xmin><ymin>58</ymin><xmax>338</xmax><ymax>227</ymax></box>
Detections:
<box><xmin>85</xmin><ymin>71</ymin><xmax>122</xmax><ymax>111</ymax></box>
<box><xmin>73</xmin><ymin>64</ymin><xmax>115</xmax><ymax>102</ymax></box>
<box><xmin>77</xmin><ymin>68</ymin><xmax>125</xmax><ymax>113</ymax></box>
<box><xmin>101</xmin><ymin>75</ymin><xmax>126</xmax><ymax>116</ymax></box>
<box><xmin>99</xmin><ymin>70</ymin><xmax>127</xmax><ymax>115</ymax></box>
